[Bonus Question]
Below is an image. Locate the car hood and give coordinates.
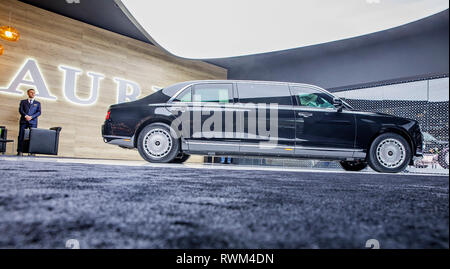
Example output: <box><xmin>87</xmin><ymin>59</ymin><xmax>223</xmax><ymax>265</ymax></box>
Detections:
<box><xmin>370</xmin><ymin>111</ymin><xmax>397</xmax><ymax>117</ymax></box>
<box><xmin>352</xmin><ymin>110</ymin><xmax>396</xmax><ymax>118</ymax></box>
<box><xmin>352</xmin><ymin>110</ymin><xmax>420</xmax><ymax>125</ymax></box>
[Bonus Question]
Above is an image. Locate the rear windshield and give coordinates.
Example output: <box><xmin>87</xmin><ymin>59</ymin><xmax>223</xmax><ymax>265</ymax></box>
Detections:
<box><xmin>161</xmin><ymin>81</ymin><xmax>192</xmax><ymax>98</ymax></box>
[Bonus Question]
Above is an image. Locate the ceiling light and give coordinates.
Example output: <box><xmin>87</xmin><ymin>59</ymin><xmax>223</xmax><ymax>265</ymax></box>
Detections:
<box><xmin>0</xmin><ymin>26</ymin><xmax>20</xmax><ymax>42</ymax></box>
<box><xmin>117</xmin><ymin>0</ymin><xmax>449</xmax><ymax>59</ymax></box>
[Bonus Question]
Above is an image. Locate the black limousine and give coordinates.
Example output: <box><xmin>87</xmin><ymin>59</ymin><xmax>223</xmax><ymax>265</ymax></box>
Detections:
<box><xmin>102</xmin><ymin>80</ymin><xmax>423</xmax><ymax>173</ymax></box>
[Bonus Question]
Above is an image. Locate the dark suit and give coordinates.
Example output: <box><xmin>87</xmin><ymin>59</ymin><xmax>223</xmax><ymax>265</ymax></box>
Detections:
<box><xmin>18</xmin><ymin>99</ymin><xmax>41</xmax><ymax>153</ymax></box>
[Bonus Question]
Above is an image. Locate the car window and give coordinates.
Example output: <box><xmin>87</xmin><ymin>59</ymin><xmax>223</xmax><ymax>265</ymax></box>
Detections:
<box><xmin>291</xmin><ymin>86</ymin><xmax>335</xmax><ymax>109</ymax></box>
<box><xmin>174</xmin><ymin>87</ymin><xmax>192</xmax><ymax>102</ymax></box>
<box><xmin>193</xmin><ymin>84</ymin><xmax>232</xmax><ymax>103</ymax></box>
<box><xmin>237</xmin><ymin>83</ymin><xmax>292</xmax><ymax>105</ymax></box>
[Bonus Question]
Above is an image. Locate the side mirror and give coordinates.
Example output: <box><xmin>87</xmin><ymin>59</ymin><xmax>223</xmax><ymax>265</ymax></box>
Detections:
<box><xmin>333</xmin><ymin>98</ymin><xmax>344</xmax><ymax>112</ymax></box>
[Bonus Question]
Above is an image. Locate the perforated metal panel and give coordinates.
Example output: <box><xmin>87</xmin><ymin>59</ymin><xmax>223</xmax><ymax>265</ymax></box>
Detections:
<box><xmin>335</xmin><ymin>77</ymin><xmax>449</xmax><ymax>172</ymax></box>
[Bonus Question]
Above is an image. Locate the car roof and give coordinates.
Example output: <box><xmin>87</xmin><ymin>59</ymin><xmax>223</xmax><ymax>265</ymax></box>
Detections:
<box><xmin>179</xmin><ymin>79</ymin><xmax>325</xmax><ymax>90</ymax></box>
<box><xmin>176</xmin><ymin>80</ymin><xmax>332</xmax><ymax>96</ymax></box>
<box><xmin>163</xmin><ymin>79</ymin><xmax>354</xmax><ymax>109</ymax></box>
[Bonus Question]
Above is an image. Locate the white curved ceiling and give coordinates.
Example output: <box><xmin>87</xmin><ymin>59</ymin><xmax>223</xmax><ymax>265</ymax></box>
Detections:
<box><xmin>119</xmin><ymin>0</ymin><xmax>449</xmax><ymax>59</ymax></box>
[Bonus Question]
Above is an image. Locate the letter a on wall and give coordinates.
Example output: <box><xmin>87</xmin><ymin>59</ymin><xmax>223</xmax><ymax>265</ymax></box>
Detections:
<box><xmin>0</xmin><ymin>59</ymin><xmax>57</xmax><ymax>100</ymax></box>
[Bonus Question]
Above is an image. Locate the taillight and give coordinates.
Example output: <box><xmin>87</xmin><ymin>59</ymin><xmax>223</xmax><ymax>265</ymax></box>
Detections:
<box><xmin>105</xmin><ymin>110</ymin><xmax>111</xmax><ymax>120</ymax></box>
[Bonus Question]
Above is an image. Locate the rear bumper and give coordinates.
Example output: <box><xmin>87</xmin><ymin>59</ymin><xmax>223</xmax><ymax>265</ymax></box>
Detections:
<box><xmin>102</xmin><ymin>122</ymin><xmax>134</xmax><ymax>148</ymax></box>
<box><xmin>103</xmin><ymin>135</ymin><xmax>134</xmax><ymax>148</ymax></box>
<box><xmin>101</xmin><ymin>121</ymin><xmax>111</xmax><ymax>137</ymax></box>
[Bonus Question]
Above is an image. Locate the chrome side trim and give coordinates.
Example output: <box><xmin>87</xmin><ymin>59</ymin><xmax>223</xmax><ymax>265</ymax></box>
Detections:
<box><xmin>186</xmin><ymin>141</ymin><xmax>362</xmax><ymax>152</ymax></box>
<box><xmin>160</xmin><ymin>101</ymin><xmax>351</xmax><ymax>114</ymax></box>
<box><xmin>184</xmin><ymin>140</ymin><xmax>366</xmax><ymax>159</ymax></box>
<box><xmin>186</xmin><ymin>141</ymin><xmax>240</xmax><ymax>147</ymax></box>
<box><xmin>103</xmin><ymin>135</ymin><xmax>132</xmax><ymax>140</ymax></box>
<box><xmin>292</xmin><ymin>107</ymin><xmax>338</xmax><ymax>113</ymax></box>
<box><xmin>296</xmin><ymin>149</ymin><xmax>352</xmax><ymax>158</ymax></box>
<box><xmin>353</xmin><ymin>151</ymin><xmax>367</xmax><ymax>158</ymax></box>
<box><xmin>148</xmin><ymin>103</ymin><xmax>170</xmax><ymax>107</ymax></box>
<box><xmin>186</xmin><ymin>140</ymin><xmax>239</xmax><ymax>153</ymax></box>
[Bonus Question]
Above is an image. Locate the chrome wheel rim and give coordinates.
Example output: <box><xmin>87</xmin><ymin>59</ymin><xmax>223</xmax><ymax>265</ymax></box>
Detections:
<box><xmin>376</xmin><ymin>138</ymin><xmax>406</xmax><ymax>169</ymax></box>
<box><xmin>143</xmin><ymin>128</ymin><xmax>172</xmax><ymax>158</ymax></box>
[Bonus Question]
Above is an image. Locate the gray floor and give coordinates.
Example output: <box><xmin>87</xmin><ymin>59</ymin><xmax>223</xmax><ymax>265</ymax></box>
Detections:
<box><xmin>0</xmin><ymin>157</ymin><xmax>448</xmax><ymax>249</ymax></box>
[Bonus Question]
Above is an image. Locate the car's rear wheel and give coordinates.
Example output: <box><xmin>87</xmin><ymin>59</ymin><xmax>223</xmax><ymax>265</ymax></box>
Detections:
<box><xmin>368</xmin><ymin>133</ymin><xmax>412</xmax><ymax>173</ymax></box>
<box><xmin>438</xmin><ymin>148</ymin><xmax>449</xmax><ymax>169</ymax></box>
<box><xmin>137</xmin><ymin>123</ymin><xmax>180</xmax><ymax>163</ymax></box>
<box><xmin>170</xmin><ymin>154</ymin><xmax>190</xmax><ymax>163</ymax></box>
<box><xmin>339</xmin><ymin>161</ymin><xmax>368</xmax><ymax>171</ymax></box>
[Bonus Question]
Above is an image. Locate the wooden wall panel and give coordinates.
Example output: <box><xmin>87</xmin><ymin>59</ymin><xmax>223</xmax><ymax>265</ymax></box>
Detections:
<box><xmin>0</xmin><ymin>0</ymin><xmax>227</xmax><ymax>161</ymax></box>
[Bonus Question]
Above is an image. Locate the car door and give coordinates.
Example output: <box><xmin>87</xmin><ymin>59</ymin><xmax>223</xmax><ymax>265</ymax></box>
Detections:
<box><xmin>236</xmin><ymin>82</ymin><xmax>296</xmax><ymax>156</ymax></box>
<box><xmin>171</xmin><ymin>83</ymin><xmax>239</xmax><ymax>154</ymax></box>
<box><xmin>289</xmin><ymin>85</ymin><xmax>356</xmax><ymax>158</ymax></box>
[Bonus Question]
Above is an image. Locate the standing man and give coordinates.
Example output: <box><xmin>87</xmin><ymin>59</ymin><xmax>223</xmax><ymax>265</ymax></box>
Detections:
<box><xmin>17</xmin><ymin>89</ymin><xmax>41</xmax><ymax>156</ymax></box>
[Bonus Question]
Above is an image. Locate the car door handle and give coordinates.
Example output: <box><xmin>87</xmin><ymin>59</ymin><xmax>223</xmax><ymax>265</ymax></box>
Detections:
<box><xmin>297</xmin><ymin>112</ymin><xmax>313</xmax><ymax>118</ymax></box>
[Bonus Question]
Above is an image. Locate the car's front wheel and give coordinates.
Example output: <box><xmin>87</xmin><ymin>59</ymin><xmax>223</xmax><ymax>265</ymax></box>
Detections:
<box><xmin>339</xmin><ymin>161</ymin><xmax>368</xmax><ymax>171</ymax></box>
<box><xmin>368</xmin><ymin>133</ymin><xmax>412</xmax><ymax>173</ymax></box>
<box><xmin>137</xmin><ymin>123</ymin><xmax>180</xmax><ymax>163</ymax></box>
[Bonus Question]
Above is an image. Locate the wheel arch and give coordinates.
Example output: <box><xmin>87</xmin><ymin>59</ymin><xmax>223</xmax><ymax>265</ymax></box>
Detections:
<box><xmin>367</xmin><ymin>127</ymin><xmax>415</xmax><ymax>162</ymax></box>
<box><xmin>133</xmin><ymin>116</ymin><xmax>176</xmax><ymax>148</ymax></box>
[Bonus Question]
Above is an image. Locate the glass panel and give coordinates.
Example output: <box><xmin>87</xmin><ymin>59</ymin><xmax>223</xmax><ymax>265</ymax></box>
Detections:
<box><xmin>290</xmin><ymin>86</ymin><xmax>335</xmax><ymax>108</ymax></box>
<box><xmin>237</xmin><ymin>83</ymin><xmax>292</xmax><ymax>105</ymax></box>
<box><xmin>174</xmin><ymin>87</ymin><xmax>191</xmax><ymax>102</ymax></box>
<box><xmin>193</xmin><ymin>84</ymin><xmax>232</xmax><ymax>103</ymax></box>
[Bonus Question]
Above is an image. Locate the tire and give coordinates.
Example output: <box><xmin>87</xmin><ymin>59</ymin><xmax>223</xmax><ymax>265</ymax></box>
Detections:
<box><xmin>170</xmin><ymin>154</ymin><xmax>190</xmax><ymax>163</ymax></box>
<box><xmin>438</xmin><ymin>148</ymin><xmax>449</xmax><ymax>169</ymax></box>
<box><xmin>137</xmin><ymin>123</ymin><xmax>180</xmax><ymax>163</ymax></box>
<box><xmin>368</xmin><ymin>133</ymin><xmax>412</xmax><ymax>173</ymax></box>
<box><xmin>339</xmin><ymin>161</ymin><xmax>368</xmax><ymax>171</ymax></box>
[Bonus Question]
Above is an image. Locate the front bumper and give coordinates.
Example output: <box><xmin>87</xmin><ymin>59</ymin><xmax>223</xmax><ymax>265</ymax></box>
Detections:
<box><xmin>409</xmin><ymin>123</ymin><xmax>423</xmax><ymax>165</ymax></box>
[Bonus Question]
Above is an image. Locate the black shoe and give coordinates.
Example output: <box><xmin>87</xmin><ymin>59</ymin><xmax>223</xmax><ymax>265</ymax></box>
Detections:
<box><xmin>17</xmin><ymin>152</ymin><xmax>23</xmax><ymax>156</ymax></box>
<box><xmin>29</xmin><ymin>153</ymin><xmax>36</xmax><ymax>157</ymax></box>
